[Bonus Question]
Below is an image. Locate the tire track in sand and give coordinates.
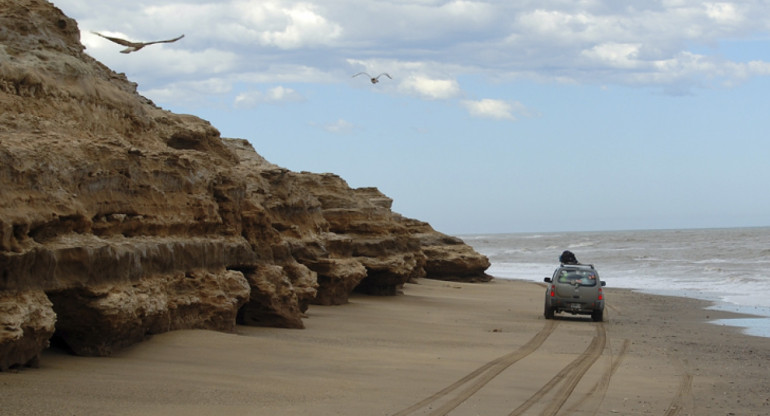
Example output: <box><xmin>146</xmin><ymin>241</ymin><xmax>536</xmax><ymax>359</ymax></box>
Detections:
<box><xmin>663</xmin><ymin>373</ymin><xmax>693</xmax><ymax>416</ymax></box>
<box><xmin>561</xmin><ymin>303</ymin><xmax>628</xmax><ymax>415</ymax></box>
<box><xmin>563</xmin><ymin>338</ymin><xmax>630</xmax><ymax>415</ymax></box>
<box><xmin>508</xmin><ymin>323</ymin><xmax>607</xmax><ymax>416</ymax></box>
<box><xmin>390</xmin><ymin>320</ymin><xmax>559</xmax><ymax>416</ymax></box>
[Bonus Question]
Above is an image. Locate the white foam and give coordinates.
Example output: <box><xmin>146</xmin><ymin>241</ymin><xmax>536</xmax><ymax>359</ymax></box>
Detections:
<box><xmin>711</xmin><ymin>318</ymin><xmax>770</xmax><ymax>338</ymax></box>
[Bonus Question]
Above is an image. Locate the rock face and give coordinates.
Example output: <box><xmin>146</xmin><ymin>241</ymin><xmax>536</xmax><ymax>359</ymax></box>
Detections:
<box><xmin>0</xmin><ymin>0</ymin><xmax>491</xmax><ymax>369</ymax></box>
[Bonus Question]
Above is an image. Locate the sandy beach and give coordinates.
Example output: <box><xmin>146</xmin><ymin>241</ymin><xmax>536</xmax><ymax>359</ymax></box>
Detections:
<box><xmin>2</xmin><ymin>278</ymin><xmax>768</xmax><ymax>416</ymax></box>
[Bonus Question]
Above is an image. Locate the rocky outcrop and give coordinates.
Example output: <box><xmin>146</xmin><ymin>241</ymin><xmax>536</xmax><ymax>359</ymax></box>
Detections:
<box><xmin>0</xmin><ymin>290</ymin><xmax>56</xmax><ymax>370</ymax></box>
<box><xmin>0</xmin><ymin>0</ymin><xmax>491</xmax><ymax>369</ymax></box>
<box><xmin>402</xmin><ymin>217</ymin><xmax>493</xmax><ymax>282</ymax></box>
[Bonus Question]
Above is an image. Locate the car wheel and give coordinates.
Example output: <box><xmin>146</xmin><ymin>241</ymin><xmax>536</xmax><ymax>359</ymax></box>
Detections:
<box><xmin>544</xmin><ymin>304</ymin><xmax>555</xmax><ymax>320</ymax></box>
<box><xmin>591</xmin><ymin>309</ymin><xmax>603</xmax><ymax>322</ymax></box>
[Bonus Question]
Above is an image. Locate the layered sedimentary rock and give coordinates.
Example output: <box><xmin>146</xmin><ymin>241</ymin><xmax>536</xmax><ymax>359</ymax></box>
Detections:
<box><xmin>0</xmin><ymin>0</ymin><xmax>491</xmax><ymax>369</ymax></box>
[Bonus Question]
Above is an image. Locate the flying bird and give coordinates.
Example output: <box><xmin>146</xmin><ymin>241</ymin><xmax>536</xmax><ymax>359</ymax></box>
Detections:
<box><xmin>352</xmin><ymin>72</ymin><xmax>392</xmax><ymax>84</ymax></box>
<box><xmin>91</xmin><ymin>31</ymin><xmax>185</xmax><ymax>54</ymax></box>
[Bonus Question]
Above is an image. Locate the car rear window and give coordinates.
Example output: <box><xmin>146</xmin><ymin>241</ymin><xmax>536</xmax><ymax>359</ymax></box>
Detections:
<box><xmin>557</xmin><ymin>269</ymin><xmax>598</xmax><ymax>286</ymax></box>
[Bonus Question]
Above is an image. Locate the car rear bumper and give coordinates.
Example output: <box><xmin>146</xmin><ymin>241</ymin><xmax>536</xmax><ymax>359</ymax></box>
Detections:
<box><xmin>550</xmin><ymin>299</ymin><xmax>604</xmax><ymax>313</ymax></box>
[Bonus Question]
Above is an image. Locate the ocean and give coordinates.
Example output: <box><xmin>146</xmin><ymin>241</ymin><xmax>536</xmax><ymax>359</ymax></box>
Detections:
<box><xmin>461</xmin><ymin>227</ymin><xmax>770</xmax><ymax>338</ymax></box>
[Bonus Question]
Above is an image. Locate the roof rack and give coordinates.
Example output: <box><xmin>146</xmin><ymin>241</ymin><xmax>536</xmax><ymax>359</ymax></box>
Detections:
<box><xmin>559</xmin><ymin>263</ymin><xmax>595</xmax><ymax>269</ymax></box>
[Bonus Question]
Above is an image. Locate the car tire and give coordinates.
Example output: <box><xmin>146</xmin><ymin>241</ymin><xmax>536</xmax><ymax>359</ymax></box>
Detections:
<box><xmin>591</xmin><ymin>309</ymin><xmax>604</xmax><ymax>322</ymax></box>
<box><xmin>544</xmin><ymin>305</ymin><xmax>555</xmax><ymax>320</ymax></box>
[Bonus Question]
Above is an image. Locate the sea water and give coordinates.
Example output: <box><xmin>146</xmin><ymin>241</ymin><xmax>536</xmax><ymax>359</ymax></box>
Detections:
<box><xmin>461</xmin><ymin>227</ymin><xmax>770</xmax><ymax>338</ymax></box>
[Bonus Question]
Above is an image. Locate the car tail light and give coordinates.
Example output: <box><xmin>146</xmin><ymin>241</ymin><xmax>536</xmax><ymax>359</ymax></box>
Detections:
<box><xmin>550</xmin><ymin>285</ymin><xmax>555</xmax><ymax>297</ymax></box>
<box><xmin>598</xmin><ymin>287</ymin><xmax>603</xmax><ymax>300</ymax></box>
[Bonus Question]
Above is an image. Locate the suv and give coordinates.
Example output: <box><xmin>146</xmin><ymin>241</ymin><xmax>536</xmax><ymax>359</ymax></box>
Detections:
<box><xmin>543</xmin><ymin>264</ymin><xmax>606</xmax><ymax>322</ymax></box>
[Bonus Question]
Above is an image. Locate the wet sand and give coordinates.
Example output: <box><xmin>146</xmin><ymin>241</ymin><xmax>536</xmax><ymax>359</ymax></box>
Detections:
<box><xmin>2</xmin><ymin>278</ymin><xmax>769</xmax><ymax>415</ymax></box>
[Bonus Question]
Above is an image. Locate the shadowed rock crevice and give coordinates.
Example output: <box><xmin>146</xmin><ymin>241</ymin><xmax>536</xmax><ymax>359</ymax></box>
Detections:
<box><xmin>46</xmin><ymin>269</ymin><xmax>250</xmax><ymax>356</ymax></box>
<box><xmin>0</xmin><ymin>0</ymin><xmax>491</xmax><ymax>368</ymax></box>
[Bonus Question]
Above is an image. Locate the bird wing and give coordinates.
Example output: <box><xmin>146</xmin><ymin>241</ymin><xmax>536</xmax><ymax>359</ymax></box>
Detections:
<box><xmin>143</xmin><ymin>34</ymin><xmax>185</xmax><ymax>46</ymax></box>
<box><xmin>92</xmin><ymin>31</ymin><xmax>138</xmax><ymax>47</ymax></box>
<box><xmin>352</xmin><ymin>72</ymin><xmax>371</xmax><ymax>78</ymax></box>
<box><xmin>377</xmin><ymin>73</ymin><xmax>392</xmax><ymax>79</ymax></box>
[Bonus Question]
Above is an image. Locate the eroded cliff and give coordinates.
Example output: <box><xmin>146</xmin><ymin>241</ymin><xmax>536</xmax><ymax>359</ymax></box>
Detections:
<box><xmin>0</xmin><ymin>0</ymin><xmax>491</xmax><ymax>370</ymax></box>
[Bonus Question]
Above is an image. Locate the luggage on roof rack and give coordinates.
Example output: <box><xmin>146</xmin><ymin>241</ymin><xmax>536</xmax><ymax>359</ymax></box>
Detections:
<box><xmin>559</xmin><ymin>250</ymin><xmax>578</xmax><ymax>265</ymax></box>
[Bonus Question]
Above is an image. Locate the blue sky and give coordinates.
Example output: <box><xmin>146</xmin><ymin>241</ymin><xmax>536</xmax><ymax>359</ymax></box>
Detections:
<box><xmin>54</xmin><ymin>0</ymin><xmax>770</xmax><ymax>235</ymax></box>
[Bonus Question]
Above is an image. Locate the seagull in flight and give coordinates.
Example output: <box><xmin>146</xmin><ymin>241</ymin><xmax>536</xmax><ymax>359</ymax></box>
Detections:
<box><xmin>92</xmin><ymin>32</ymin><xmax>185</xmax><ymax>54</ymax></box>
<box><xmin>352</xmin><ymin>72</ymin><xmax>392</xmax><ymax>84</ymax></box>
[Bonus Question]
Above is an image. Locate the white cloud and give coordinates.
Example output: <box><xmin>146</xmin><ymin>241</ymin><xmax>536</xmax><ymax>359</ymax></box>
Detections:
<box><xmin>704</xmin><ymin>2</ymin><xmax>743</xmax><ymax>24</ymax></box>
<box><xmin>247</xmin><ymin>2</ymin><xmax>343</xmax><ymax>48</ymax></box>
<box><xmin>461</xmin><ymin>99</ymin><xmax>530</xmax><ymax>121</ymax></box>
<box><xmin>314</xmin><ymin>119</ymin><xmax>355</xmax><ymax>134</ymax></box>
<box><xmin>233</xmin><ymin>86</ymin><xmax>305</xmax><ymax>108</ymax></box>
<box><xmin>514</xmin><ymin>9</ymin><xmax>610</xmax><ymax>45</ymax></box>
<box><xmin>336</xmin><ymin>0</ymin><xmax>497</xmax><ymax>45</ymax></box>
<box><xmin>581</xmin><ymin>43</ymin><xmax>642</xmax><ymax>69</ymax></box>
<box><xmin>745</xmin><ymin>60</ymin><xmax>770</xmax><ymax>76</ymax></box>
<box><xmin>399</xmin><ymin>75</ymin><xmax>461</xmax><ymax>100</ymax></box>
<box><xmin>140</xmin><ymin>1</ymin><xmax>343</xmax><ymax>49</ymax></box>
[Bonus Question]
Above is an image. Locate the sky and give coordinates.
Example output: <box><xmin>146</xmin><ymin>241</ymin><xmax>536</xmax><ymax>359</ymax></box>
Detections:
<box><xmin>52</xmin><ymin>0</ymin><xmax>770</xmax><ymax>235</ymax></box>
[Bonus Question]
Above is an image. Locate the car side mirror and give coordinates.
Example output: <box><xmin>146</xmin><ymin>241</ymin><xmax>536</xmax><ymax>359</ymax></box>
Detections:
<box><xmin>601</xmin><ymin>281</ymin><xmax>606</xmax><ymax>286</ymax></box>
<box><xmin>544</xmin><ymin>277</ymin><xmax>552</xmax><ymax>283</ymax></box>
